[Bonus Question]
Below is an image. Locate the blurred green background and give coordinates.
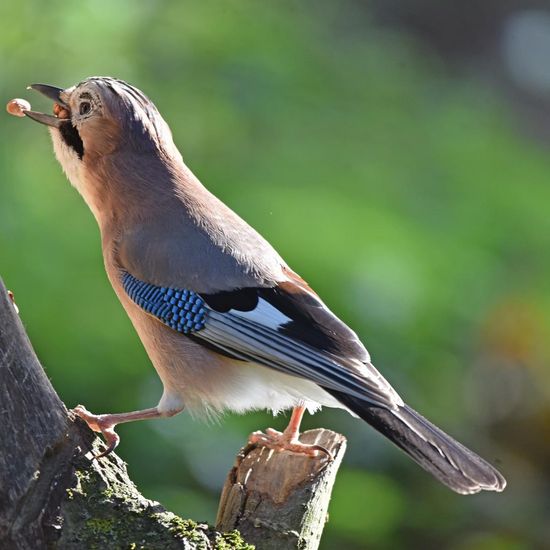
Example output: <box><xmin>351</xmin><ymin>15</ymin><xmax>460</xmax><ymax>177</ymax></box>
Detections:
<box><xmin>1</xmin><ymin>1</ymin><xmax>548</xmax><ymax>548</ymax></box>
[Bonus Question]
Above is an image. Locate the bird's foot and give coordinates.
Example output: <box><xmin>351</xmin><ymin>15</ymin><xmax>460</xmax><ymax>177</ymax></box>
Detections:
<box><xmin>72</xmin><ymin>405</ymin><xmax>120</xmax><ymax>459</ymax></box>
<box><xmin>248</xmin><ymin>428</ymin><xmax>333</xmax><ymax>460</ymax></box>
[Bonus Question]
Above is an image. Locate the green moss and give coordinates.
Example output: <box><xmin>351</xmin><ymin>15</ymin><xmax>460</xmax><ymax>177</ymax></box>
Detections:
<box><xmin>148</xmin><ymin>512</ymin><xmax>211</xmax><ymax>547</ymax></box>
<box><xmin>215</xmin><ymin>530</ymin><xmax>255</xmax><ymax>550</ymax></box>
<box><xmin>73</xmin><ymin>469</ymin><xmax>90</xmax><ymax>497</ymax></box>
<box><xmin>102</xmin><ymin>486</ymin><xmax>115</xmax><ymax>499</ymax></box>
<box><xmin>85</xmin><ymin>517</ymin><xmax>115</xmax><ymax>535</ymax></box>
<box><xmin>165</xmin><ymin>516</ymin><xmax>201</xmax><ymax>540</ymax></box>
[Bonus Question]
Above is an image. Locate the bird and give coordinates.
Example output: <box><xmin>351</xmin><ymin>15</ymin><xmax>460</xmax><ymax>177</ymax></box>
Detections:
<box><xmin>19</xmin><ymin>76</ymin><xmax>506</xmax><ymax>495</ymax></box>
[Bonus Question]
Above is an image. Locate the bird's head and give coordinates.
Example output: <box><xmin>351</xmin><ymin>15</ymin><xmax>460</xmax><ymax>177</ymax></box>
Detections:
<box><xmin>25</xmin><ymin>77</ymin><xmax>181</xmax><ymax>221</ymax></box>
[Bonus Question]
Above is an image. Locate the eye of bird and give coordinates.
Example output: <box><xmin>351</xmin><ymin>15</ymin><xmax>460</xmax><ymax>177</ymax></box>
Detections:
<box><xmin>79</xmin><ymin>101</ymin><xmax>91</xmax><ymax>116</ymax></box>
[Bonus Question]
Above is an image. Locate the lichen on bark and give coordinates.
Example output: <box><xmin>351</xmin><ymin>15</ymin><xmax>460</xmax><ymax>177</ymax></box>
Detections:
<box><xmin>53</xmin><ymin>439</ymin><xmax>253</xmax><ymax>550</ymax></box>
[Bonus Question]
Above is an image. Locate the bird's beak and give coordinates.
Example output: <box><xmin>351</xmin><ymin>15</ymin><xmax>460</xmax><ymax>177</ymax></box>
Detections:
<box><xmin>24</xmin><ymin>84</ymin><xmax>69</xmax><ymax>128</ymax></box>
<box><xmin>23</xmin><ymin>110</ymin><xmax>62</xmax><ymax>128</ymax></box>
<box><xmin>28</xmin><ymin>84</ymin><xmax>66</xmax><ymax>104</ymax></box>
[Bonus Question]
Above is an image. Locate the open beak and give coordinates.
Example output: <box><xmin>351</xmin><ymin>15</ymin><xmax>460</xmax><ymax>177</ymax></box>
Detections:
<box><xmin>23</xmin><ymin>110</ymin><xmax>62</xmax><ymax>128</ymax></box>
<box><xmin>24</xmin><ymin>84</ymin><xmax>69</xmax><ymax>128</ymax></box>
<box><xmin>28</xmin><ymin>84</ymin><xmax>66</xmax><ymax>104</ymax></box>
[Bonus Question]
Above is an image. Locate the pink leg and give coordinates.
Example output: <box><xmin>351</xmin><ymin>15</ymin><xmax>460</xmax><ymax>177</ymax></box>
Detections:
<box><xmin>249</xmin><ymin>406</ymin><xmax>333</xmax><ymax>459</ymax></box>
<box><xmin>73</xmin><ymin>404</ymin><xmax>182</xmax><ymax>458</ymax></box>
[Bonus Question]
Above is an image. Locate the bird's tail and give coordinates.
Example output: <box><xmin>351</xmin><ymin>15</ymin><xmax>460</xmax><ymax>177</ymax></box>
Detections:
<box><xmin>328</xmin><ymin>391</ymin><xmax>506</xmax><ymax>494</ymax></box>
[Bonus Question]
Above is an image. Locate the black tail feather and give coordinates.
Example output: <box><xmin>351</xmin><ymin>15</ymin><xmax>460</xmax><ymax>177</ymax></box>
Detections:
<box><xmin>328</xmin><ymin>391</ymin><xmax>506</xmax><ymax>494</ymax></box>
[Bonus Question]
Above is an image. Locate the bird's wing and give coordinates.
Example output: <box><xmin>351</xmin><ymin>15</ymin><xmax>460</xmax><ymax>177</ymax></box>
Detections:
<box><xmin>122</xmin><ymin>270</ymin><xmax>403</xmax><ymax>409</ymax></box>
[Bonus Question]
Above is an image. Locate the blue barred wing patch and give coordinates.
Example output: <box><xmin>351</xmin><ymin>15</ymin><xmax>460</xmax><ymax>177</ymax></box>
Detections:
<box><xmin>122</xmin><ymin>272</ymin><xmax>207</xmax><ymax>334</ymax></box>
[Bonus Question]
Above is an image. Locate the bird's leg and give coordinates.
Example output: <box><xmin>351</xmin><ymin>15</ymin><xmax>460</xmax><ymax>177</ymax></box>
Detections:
<box><xmin>72</xmin><ymin>404</ymin><xmax>183</xmax><ymax>458</ymax></box>
<box><xmin>248</xmin><ymin>406</ymin><xmax>333</xmax><ymax>459</ymax></box>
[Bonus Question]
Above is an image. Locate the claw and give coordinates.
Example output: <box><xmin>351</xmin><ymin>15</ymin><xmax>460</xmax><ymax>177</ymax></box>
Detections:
<box><xmin>248</xmin><ymin>429</ymin><xmax>334</xmax><ymax>460</ymax></box>
<box><xmin>92</xmin><ymin>429</ymin><xmax>120</xmax><ymax>459</ymax></box>
<box><xmin>73</xmin><ymin>404</ymin><xmax>120</xmax><ymax>458</ymax></box>
<box><xmin>307</xmin><ymin>444</ymin><xmax>334</xmax><ymax>460</ymax></box>
<box><xmin>7</xmin><ymin>290</ymin><xmax>19</xmax><ymax>314</ymax></box>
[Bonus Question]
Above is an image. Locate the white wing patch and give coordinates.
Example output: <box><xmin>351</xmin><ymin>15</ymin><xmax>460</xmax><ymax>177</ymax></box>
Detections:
<box><xmin>230</xmin><ymin>297</ymin><xmax>292</xmax><ymax>327</ymax></box>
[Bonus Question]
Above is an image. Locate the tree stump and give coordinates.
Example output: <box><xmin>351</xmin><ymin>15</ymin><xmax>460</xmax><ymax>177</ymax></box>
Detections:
<box><xmin>217</xmin><ymin>431</ymin><xmax>346</xmax><ymax>550</ymax></box>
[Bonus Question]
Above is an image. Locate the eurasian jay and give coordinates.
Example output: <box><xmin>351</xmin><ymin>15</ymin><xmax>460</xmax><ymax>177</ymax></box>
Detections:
<box><xmin>18</xmin><ymin>77</ymin><xmax>506</xmax><ymax>494</ymax></box>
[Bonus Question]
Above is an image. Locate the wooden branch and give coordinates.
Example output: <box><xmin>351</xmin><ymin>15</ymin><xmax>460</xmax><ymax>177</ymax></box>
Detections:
<box><xmin>217</xmin><ymin>431</ymin><xmax>347</xmax><ymax>550</ymax></box>
<box><xmin>0</xmin><ymin>278</ymin><xmax>251</xmax><ymax>550</ymax></box>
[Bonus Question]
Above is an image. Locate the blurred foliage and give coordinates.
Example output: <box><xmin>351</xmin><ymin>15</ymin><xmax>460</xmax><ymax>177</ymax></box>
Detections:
<box><xmin>1</xmin><ymin>1</ymin><xmax>548</xmax><ymax>548</ymax></box>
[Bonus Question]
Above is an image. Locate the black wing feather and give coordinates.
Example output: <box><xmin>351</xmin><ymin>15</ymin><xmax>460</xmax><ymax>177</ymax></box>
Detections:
<box><xmin>203</xmin><ymin>283</ymin><xmax>369</xmax><ymax>361</ymax></box>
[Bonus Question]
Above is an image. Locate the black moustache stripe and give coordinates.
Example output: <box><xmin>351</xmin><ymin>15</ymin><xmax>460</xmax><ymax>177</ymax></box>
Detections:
<box><xmin>59</xmin><ymin>121</ymin><xmax>84</xmax><ymax>160</ymax></box>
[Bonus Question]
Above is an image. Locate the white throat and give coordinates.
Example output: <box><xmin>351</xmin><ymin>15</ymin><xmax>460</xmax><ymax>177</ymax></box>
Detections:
<box><xmin>49</xmin><ymin>128</ymin><xmax>102</xmax><ymax>222</ymax></box>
